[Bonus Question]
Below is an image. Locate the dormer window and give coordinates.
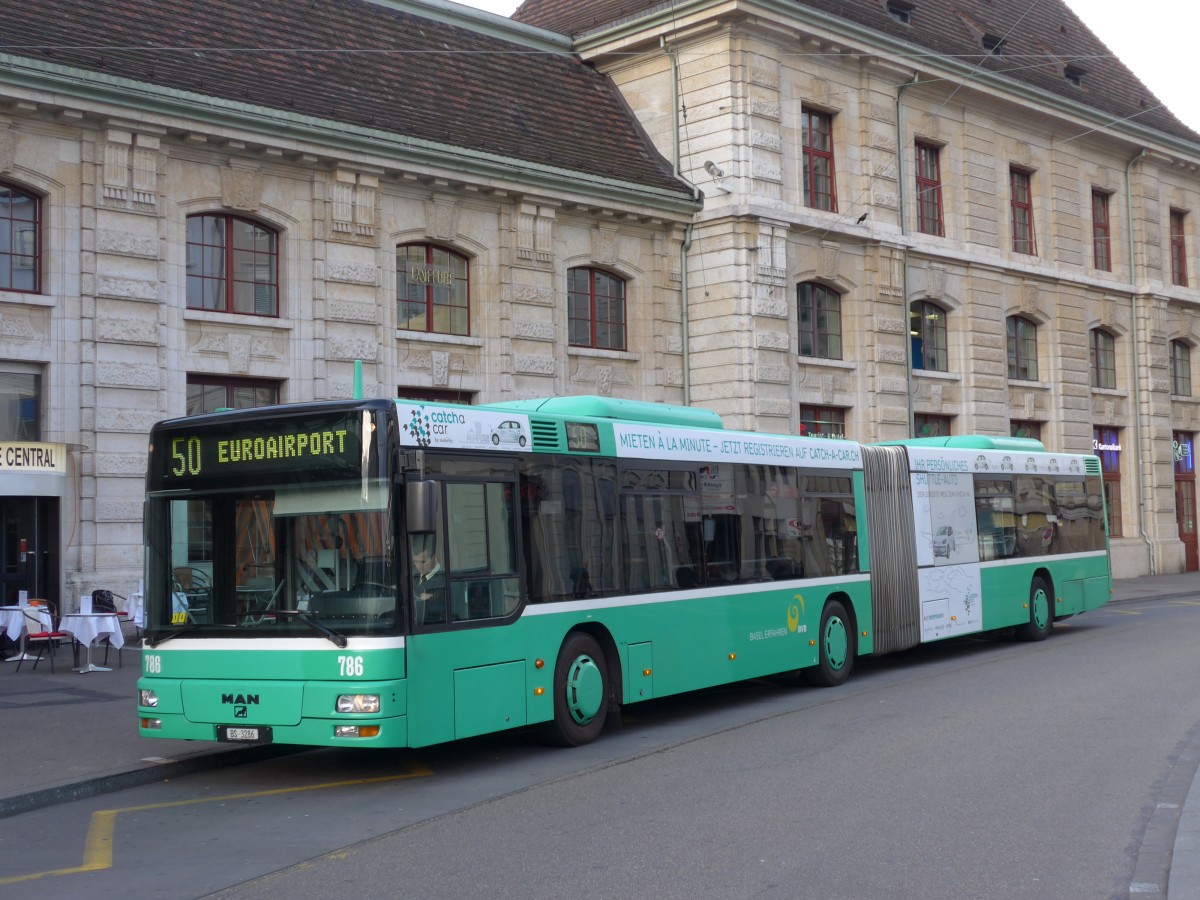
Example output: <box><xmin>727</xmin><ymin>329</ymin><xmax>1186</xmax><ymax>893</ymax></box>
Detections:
<box><xmin>1064</xmin><ymin>64</ymin><xmax>1086</xmax><ymax>87</ymax></box>
<box><xmin>982</xmin><ymin>34</ymin><xmax>1006</xmax><ymax>55</ymax></box>
<box><xmin>886</xmin><ymin>0</ymin><xmax>915</xmax><ymax>24</ymax></box>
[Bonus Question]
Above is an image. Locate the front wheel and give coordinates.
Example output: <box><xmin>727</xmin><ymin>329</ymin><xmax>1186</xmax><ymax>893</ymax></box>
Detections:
<box><xmin>803</xmin><ymin>599</ymin><xmax>855</xmax><ymax>687</ymax></box>
<box><xmin>541</xmin><ymin>632</ymin><xmax>610</xmax><ymax>746</ymax></box>
<box><xmin>1016</xmin><ymin>576</ymin><xmax>1053</xmax><ymax>641</ymax></box>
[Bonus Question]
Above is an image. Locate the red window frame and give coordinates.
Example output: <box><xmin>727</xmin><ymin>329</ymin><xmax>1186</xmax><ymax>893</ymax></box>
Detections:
<box><xmin>910</xmin><ymin>301</ymin><xmax>948</xmax><ymax>372</ymax></box>
<box><xmin>1010</xmin><ymin>420</ymin><xmax>1041</xmax><ymax>441</ymax></box>
<box><xmin>802</xmin><ymin>110</ymin><xmax>837</xmax><ymax>212</ymax></box>
<box><xmin>1172</xmin><ymin>340</ymin><xmax>1193</xmax><ymax>397</ymax></box>
<box><xmin>1006</xmin><ymin>315</ymin><xmax>1038</xmax><ymax>381</ymax></box>
<box><xmin>915</xmin><ymin>143</ymin><xmax>944</xmax><ymax>236</ymax></box>
<box><xmin>186</xmin><ymin>375</ymin><xmax>280</xmax><ymax>415</ymax></box>
<box><xmin>914</xmin><ymin>413</ymin><xmax>952</xmax><ymax>437</ymax></box>
<box><xmin>1092</xmin><ymin>190</ymin><xmax>1112</xmax><ymax>272</ymax></box>
<box><xmin>1010</xmin><ymin>169</ymin><xmax>1036</xmax><ymax>255</ymax></box>
<box><xmin>397</xmin><ymin>243</ymin><xmax>470</xmax><ymax>336</ymax></box>
<box><xmin>186</xmin><ymin>214</ymin><xmax>279</xmax><ymax>316</ymax></box>
<box><xmin>796</xmin><ymin>282</ymin><xmax>842</xmax><ymax>359</ymax></box>
<box><xmin>798</xmin><ymin>405</ymin><xmax>846</xmax><ymax>439</ymax></box>
<box><xmin>0</xmin><ymin>183</ymin><xmax>39</xmax><ymax>293</ymax></box>
<box><xmin>1090</xmin><ymin>329</ymin><xmax>1116</xmax><ymax>389</ymax></box>
<box><xmin>568</xmin><ymin>267</ymin><xmax>627</xmax><ymax>351</ymax></box>
<box><xmin>1171</xmin><ymin>210</ymin><xmax>1189</xmax><ymax>287</ymax></box>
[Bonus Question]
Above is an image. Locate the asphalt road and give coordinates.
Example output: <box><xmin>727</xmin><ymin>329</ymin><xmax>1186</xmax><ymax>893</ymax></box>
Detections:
<box><xmin>6</xmin><ymin>597</ymin><xmax>1199</xmax><ymax>899</ymax></box>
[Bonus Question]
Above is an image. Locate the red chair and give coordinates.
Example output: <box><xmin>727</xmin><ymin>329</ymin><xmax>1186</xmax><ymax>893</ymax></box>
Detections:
<box><xmin>17</xmin><ymin>602</ymin><xmax>69</xmax><ymax>673</ymax></box>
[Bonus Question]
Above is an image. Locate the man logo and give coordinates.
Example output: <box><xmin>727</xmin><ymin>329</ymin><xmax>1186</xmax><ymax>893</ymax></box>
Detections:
<box><xmin>234</xmin><ymin>706</ymin><xmax>248</xmax><ymax>718</ymax></box>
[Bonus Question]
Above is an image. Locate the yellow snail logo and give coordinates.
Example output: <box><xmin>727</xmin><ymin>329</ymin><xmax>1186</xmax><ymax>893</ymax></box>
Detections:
<box><xmin>787</xmin><ymin>595</ymin><xmax>805</xmax><ymax>633</ymax></box>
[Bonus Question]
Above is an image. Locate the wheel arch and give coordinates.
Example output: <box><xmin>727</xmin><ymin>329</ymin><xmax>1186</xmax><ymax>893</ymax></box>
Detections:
<box><xmin>562</xmin><ymin>622</ymin><xmax>623</xmax><ymax>710</ymax></box>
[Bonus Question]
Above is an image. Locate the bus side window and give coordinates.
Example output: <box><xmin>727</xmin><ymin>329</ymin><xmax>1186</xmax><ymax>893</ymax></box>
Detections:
<box><xmin>445</xmin><ymin>481</ymin><xmax>519</xmax><ymax>623</ymax></box>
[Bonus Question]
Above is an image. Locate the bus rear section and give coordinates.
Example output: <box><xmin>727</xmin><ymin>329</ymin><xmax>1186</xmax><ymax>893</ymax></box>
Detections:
<box><xmin>864</xmin><ymin>438</ymin><xmax>1111</xmax><ymax>655</ymax></box>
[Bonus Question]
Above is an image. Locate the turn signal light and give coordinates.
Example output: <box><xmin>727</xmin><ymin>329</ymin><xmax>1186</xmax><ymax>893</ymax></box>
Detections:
<box><xmin>334</xmin><ymin>725</ymin><xmax>380</xmax><ymax>738</ymax></box>
<box><xmin>141</xmin><ymin>718</ymin><xmax>162</xmax><ymax>730</ymax></box>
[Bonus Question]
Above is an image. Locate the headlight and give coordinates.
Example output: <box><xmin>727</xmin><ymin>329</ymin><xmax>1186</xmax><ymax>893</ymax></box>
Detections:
<box><xmin>336</xmin><ymin>694</ymin><xmax>381</xmax><ymax>714</ymax></box>
<box><xmin>140</xmin><ymin>689</ymin><xmax>159</xmax><ymax>708</ymax></box>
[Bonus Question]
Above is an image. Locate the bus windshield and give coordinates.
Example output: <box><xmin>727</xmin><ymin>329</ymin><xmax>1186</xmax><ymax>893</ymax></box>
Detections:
<box><xmin>145</xmin><ymin>478</ymin><xmax>396</xmax><ymax>639</ymax></box>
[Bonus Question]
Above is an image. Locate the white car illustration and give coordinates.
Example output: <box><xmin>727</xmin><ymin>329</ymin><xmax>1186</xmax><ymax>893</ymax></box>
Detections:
<box><xmin>491</xmin><ymin>420</ymin><xmax>527</xmax><ymax>447</ymax></box>
<box><xmin>932</xmin><ymin>525</ymin><xmax>955</xmax><ymax>558</ymax></box>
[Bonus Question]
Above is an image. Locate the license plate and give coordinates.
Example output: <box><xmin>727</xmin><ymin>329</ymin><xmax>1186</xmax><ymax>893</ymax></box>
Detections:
<box><xmin>218</xmin><ymin>725</ymin><xmax>272</xmax><ymax>743</ymax></box>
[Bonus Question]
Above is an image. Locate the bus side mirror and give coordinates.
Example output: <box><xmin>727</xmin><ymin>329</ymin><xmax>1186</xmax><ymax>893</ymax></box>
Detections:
<box><xmin>406</xmin><ymin>480</ymin><xmax>438</xmax><ymax>533</ymax></box>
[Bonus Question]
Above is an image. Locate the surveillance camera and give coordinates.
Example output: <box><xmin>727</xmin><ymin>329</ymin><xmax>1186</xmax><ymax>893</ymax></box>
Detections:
<box><xmin>703</xmin><ymin>160</ymin><xmax>725</xmax><ymax>179</ymax></box>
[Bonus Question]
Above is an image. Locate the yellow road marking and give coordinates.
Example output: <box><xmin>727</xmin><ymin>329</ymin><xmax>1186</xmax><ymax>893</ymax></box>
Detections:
<box><xmin>0</xmin><ymin>759</ymin><xmax>433</xmax><ymax>885</ymax></box>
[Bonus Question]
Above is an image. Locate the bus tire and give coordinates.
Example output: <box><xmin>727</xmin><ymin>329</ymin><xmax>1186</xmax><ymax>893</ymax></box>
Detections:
<box><xmin>541</xmin><ymin>632</ymin><xmax>609</xmax><ymax>747</ymax></box>
<box><xmin>803</xmin><ymin>599</ymin><xmax>855</xmax><ymax>687</ymax></box>
<box><xmin>1016</xmin><ymin>576</ymin><xmax>1053</xmax><ymax>642</ymax></box>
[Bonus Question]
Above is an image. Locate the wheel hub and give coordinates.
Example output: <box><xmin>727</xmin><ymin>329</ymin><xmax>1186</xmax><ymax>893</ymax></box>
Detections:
<box><xmin>823</xmin><ymin>616</ymin><xmax>849</xmax><ymax>671</ymax></box>
<box><xmin>565</xmin><ymin>654</ymin><xmax>604</xmax><ymax>725</ymax></box>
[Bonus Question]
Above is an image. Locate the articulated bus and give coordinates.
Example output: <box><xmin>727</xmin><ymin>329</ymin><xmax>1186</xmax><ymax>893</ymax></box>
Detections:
<box><xmin>137</xmin><ymin>396</ymin><xmax>1111</xmax><ymax>748</ymax></box>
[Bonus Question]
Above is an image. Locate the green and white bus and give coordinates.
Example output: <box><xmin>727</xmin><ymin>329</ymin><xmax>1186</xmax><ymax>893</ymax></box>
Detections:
<box><xmin>137</xmin><ymin>396</ymin><xmax>1111</xmax><ymax>748</ymax></box>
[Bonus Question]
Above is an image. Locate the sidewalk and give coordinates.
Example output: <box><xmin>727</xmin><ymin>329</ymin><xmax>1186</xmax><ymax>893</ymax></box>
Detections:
<box><xmin>1</xmin><ymin>573</ymin><xmax>1198</xmax><ymax>886</ymax></box>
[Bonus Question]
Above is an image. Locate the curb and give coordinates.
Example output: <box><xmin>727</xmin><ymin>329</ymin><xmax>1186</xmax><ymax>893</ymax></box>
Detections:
<box><xmin>0</xmin><ymin>744</ymin><xmax>304</xmax><ymax>820</ymax></box>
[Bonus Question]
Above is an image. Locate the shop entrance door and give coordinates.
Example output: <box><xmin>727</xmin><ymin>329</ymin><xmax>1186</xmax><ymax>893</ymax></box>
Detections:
<box><xmin>1174</xmin><ymin>432</ymin><xmax>1198</xmax><ymax>572</ymax></box>
<box><xmin>0</xmin><ymin>498</ymin><xmax>59</xmax><ymax>604</ymax></box>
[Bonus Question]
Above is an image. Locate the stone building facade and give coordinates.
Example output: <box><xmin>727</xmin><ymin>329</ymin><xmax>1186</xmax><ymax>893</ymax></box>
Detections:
<box><xmin>515</xmin><ymin>0</ymin><xmax>1200</xmax><ymax>577</ymax></box>
<box><xmin>0</xmin><ymin>0</ymin><xmax>699</xmax><ymax>609</ymax></box>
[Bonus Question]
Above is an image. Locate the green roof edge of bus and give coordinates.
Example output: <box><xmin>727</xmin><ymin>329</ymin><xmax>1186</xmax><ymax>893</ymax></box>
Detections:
<box><xmin>478</xmin><ymin>396</ymin><xmax>725</xmax><ymax>430</ymax></box>
<box><xmin>880</xmin><ymin>435</ymin><xmax>1049</xmax><ymax>452</ymax></box>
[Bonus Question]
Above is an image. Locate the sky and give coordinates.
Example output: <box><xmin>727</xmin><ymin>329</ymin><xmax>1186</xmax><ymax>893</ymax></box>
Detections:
<box><xmin>454</xmin><ymin>0</ymin><xmax>1200</xmax><ymax>133</ymax></box>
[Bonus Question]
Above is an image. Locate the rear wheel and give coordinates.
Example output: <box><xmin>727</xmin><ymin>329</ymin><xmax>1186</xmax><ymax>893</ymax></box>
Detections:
<box><xmin>542</xmin><ymin>632</ymin><xmax>609</xmax><ymax>746</ymax></box>
<box><xmin>803</xmin><ymin>599</ymin><xmax>855</xmax><ymax>687</ymax></box>
<box><xmin>1016</xmin><ymin>576</ymin><xmax>1053</xmax><ymax>641</ymax></box>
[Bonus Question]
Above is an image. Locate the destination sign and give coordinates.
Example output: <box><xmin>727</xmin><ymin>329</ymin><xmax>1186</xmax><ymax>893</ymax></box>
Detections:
<box><xmin>151</xmin><ymin>411</ymin><xmax>369</xmax><ymax>489</ymax></box>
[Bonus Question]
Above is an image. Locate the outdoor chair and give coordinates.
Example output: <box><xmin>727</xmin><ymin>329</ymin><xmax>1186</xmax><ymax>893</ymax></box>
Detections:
<box><xmin>16</xmin><ymin>601</ymin><xmax>69</xmax><ymax>673</ymax></box>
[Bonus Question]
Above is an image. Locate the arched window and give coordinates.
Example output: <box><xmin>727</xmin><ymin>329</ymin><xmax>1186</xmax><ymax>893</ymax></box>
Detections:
<box><xmin>0</xmin><ymin>183</ymin><xmax>40</xmax><ymax>293</ymax></box>
<box><xmin>1172</xmin><ymin>340</ymin><xmax>1192</xmax><ymax>397</ymax></box>
<box><xmin>1006</xmin><ymin>316</ymin><xmax>1038</xmax><ymax>381</ymax></box>
<box><xmin>568</xmin><ymin>267</ymin><xmax>626</xmax><ymax>350</ymax></box>
<box><xmin>186</xmin><ymin>214</ymin><xmax>278</xmax><ymax>315</ymax></box>
<box><xmin>397</xmin><ymin>243</ymin><xmax>470</xmax><ymax>336</ymax></box>
<box><xmin>796</xmin><ymin>282</ymin><xmax>842</xmax><ymax>359</ymax></box>
<box><xmin>910</xmin><ymin>301</ymin><xmax>948</xmax><ymax>371</ymax></box>
<box><xmin>1090</xmin><ymin>329</ymin><xmax>1117</xmax><ymax>389</ymax></box>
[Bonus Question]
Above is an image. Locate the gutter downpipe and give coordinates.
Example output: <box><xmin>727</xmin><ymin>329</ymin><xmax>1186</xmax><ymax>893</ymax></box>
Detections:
<box><xmin>665</xmin><ymin>37</ymin><xmax>700</xmax><ymax>406</ymax></box>
<box><xmin>896</xmin><ymin>74</ymin><xmax>921</xmax><ymax>437</ymax></box>
<box><xmin>1124</xmin><ymin>148</ymin><xmax>1155</xmax><ymax>574</ymax></box>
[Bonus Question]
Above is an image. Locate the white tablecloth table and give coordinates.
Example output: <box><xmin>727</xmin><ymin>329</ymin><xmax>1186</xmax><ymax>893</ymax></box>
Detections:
<box><xmin>0</xmin><ymin>606</ymin><xmax>52</xmax><ymax>662</ymax></box>
<box><xmin>126</xmin><ymin>592</ymin><xmax>144</xmax><ymax>629</ymax></box>
<box><xmin>58</xmin><ymin>613</ymin><xmax>124</xmax><ymax>673</ymax></box>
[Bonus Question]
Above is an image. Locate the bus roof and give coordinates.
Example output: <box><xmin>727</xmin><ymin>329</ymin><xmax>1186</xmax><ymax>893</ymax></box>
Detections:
<box><xmin>482</xmin><ymin>395</ymin><xmax>725</xmax><ymax>430</ymax></box>
<box><xmin>883</xmin><ymin>435</ymin><xmax>1047</xmax><ymax>452</ymax></box>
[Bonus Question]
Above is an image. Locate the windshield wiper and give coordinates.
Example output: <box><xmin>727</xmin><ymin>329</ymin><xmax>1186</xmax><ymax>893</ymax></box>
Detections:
<box><xmin>146</xmin><ymin>624</ymin><xmax>237</xmax><ymax>647</ymax></box>
<box><xmin>272</xmin><ymin>609</ymin><xmax>348</xmax><ymax>648</ymax></box>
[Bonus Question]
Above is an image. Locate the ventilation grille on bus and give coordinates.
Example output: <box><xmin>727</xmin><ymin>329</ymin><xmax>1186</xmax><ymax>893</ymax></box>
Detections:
<box><xmin>1085</xmin><ymin>457</ymin><xmax>1102</xmax><ymax>475</ymax></box>
<box><xmin>530</xmin><ymin>418</ymin><xmax>562</xmax><ymax>451</ymax></box>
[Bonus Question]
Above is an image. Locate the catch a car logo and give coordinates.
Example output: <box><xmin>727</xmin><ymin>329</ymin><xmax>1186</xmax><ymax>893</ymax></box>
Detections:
<box><xmin>403</xmin><ymin>407</ymin><xmax>433</xmax><ymax>447</ymax></box>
